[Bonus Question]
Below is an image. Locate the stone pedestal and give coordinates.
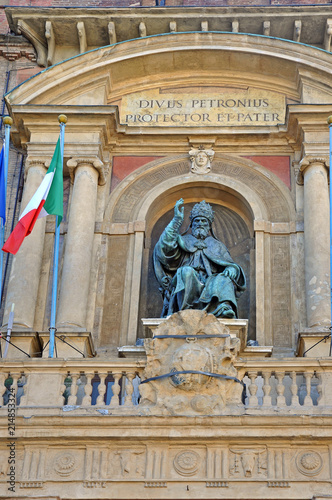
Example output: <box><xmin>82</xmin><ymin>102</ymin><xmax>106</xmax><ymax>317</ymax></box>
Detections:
<box><xmin>140</xmin><ymin>317</ymin><xmax>272</xmax><ymax>358</ymax></box>
<box><xmin>0</xmin><ymin>330</ymin><xmax>42</xmax><ymax>359</ymax></box>
<box><xmin>296</xmin><ymin>329</ymin><xmax>331</xmax><ymax>357</ymax></box>
<box><xmin>38</xmin><ymin>330</ymin><xmax>95</xmax><ymax>358</ymax></box>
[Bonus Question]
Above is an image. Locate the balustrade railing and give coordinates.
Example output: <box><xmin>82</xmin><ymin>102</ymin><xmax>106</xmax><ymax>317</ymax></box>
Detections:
<box><xmin>0</xmin><ymin>358</ymin><xmax>331</xmax><ymax>412</ymax></box>
<box><xmin>242</xmin><ymin>370</ymin><xmax>320</xmax><ymax>408</ymax></box>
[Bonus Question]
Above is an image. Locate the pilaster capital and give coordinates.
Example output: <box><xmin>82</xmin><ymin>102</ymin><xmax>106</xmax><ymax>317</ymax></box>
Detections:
<box><xmin>298</xmin><ymin>156</ymin><xmax>329</xmax><ymax>184</ymax></box>
<box><xmin>299</xmin><ymin>155</ymin><xmax>329</xmax><ymax>172</ymax></box>
<box><xmin>67</xmin><ymin>156</ymin><xmax>107</xmax><ymax>186</ymax></box>
<box><xmin>24</xmin><ymin>156</ymin><xmax>50</xmax><ymax>180</ymax></box>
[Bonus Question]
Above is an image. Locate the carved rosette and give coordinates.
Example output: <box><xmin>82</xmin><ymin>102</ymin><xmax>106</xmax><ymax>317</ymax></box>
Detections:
<box><xmin>296</xmin><ymin>451</ymin><xmax>323</xmax><ymax>476</ymax></box>
<box><xmin>140</xmin><ymin>310</ymin><xmax>242</xmax><ymax>415</ymax></box>
<box><xmin>53</xmin><ymin>452</ymin><xmax>76</xmax><ymax>476</ymax></box>
<box><xmin>173</xmin><ymin>451</ymin><xmax>201</xmax><ymax>476</ymax></box>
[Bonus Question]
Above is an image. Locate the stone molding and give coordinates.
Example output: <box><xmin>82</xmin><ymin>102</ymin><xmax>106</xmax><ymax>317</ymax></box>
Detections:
<box><xmin>105</xmin><ymin>154</ymin><xmax>295</xmax><ymax>225</ymax></box>
<box><xmin>5</xmin><ymin>33</ymin><xmax>332</xmax><ymax>110</ymax></box>
<box><xmin>67</xmin><ymin>156</ymin><xmax>106</xmax><ymax>186</ymax></box>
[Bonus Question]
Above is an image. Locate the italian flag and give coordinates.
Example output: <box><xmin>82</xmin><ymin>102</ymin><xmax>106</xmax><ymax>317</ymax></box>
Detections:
<box><xmin>2</xmin><ymin>138</ymin><xmax>63</xmax><ymax>255</ymax></box>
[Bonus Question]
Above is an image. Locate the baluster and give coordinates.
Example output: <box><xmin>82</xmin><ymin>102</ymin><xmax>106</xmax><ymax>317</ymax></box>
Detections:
<box><xmin>262</xmin><ymin>371</ymin><xmax>272</xmax><ymax>407</ymax></box>
<box><xmin>290</xmin><ymin>371</ymin><xmax>299</xmax><ymax>406</ymax></box>
<box><xmin>275</xmin><ymin>372</ymin><xmax>286</xmax><ymax>407</ymax></box>
<box><xmin>68</xmin><ymin>374</ymin><xmax>79</xmax><ymax>405</ymax></box>
<box><xmin>10</xmin><ymin>373</ymin><xmax>19</xmax><ymax>405</ymax></box>
<box><xmin>96</xmin><ymin>372</ymin><xmax>107</xmax><ymax>406</ymax></box>
<box><xmin>109</xmin><ymin>373</ymin><xmax>121</xmax><ymax>407</ymax></box>
<box><xmin>303</xmin><ymin>371</ymin><xmax>314</xmax><ymax>406</ymax></box>
<box><xmin>316</xmin><ymin>373</ymin><xmax>323</xmax><ymax>406</ymax></box>
<box><xmin>56</xmin><ymin>373</ymin><xmax>67</xmax><ymax>406</ymax></box>
<box><xmin>247</xmin><ymin>372</ymin><xmax>258</xmax><ymax>406</ymax></box>
<box><xmin>0</xmin><ymin>372</ymin><xmax>8</xmax><ymax>406</ymax></box>
<box><xmin>124</xmin><ymin>372</ymin><xmax>135</xmax><ymax>407</ymax></box>
<box><xmin>82</xmin><ymin>373</ymin><xmax>93</xmax><ymax>406</ymax></box>
<box><xmin>18</xmin><ymin>373</ymin><xmax>28</xmax><ymax>406</ymax></box>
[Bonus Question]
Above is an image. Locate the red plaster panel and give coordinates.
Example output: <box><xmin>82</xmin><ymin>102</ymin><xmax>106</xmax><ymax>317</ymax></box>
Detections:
<box><xmin>111</xmin><ymin>156</ymin><xmax>162</xmax><ymax>191</ymax></box>
<box><xmin>243</xmin><ymin>156</ymin><xmax>291</xmax><ymax>189</ymax></box>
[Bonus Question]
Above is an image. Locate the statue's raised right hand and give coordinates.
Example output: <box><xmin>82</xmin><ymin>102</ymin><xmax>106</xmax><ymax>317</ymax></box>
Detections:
<box><xmin>174</xmin><ymin>198</ymin><xmax>184</xmax><ymax>221</ymax></box>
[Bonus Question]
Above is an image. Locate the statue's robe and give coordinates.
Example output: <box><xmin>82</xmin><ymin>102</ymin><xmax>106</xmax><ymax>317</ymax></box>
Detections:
<box><xmin>154</xmin><ymin>221</ymin><xmax>246</xmax><ymax>318</ymax></box>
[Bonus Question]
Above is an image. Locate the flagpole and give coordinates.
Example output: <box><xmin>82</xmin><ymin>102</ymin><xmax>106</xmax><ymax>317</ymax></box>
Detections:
<box><xmin>328</xmin><ymin>115</ymin><xmax>332</xmax><ymax>356</ymax></box>
<box><xmin>0</xmin><ymin>116</ymin><xmax>13</xmax><ymax>306</ymax></box>
<box><xmin>49</xmin><ymin>114</ymin><xmax>67</xmax><ymax>358</ymax></box>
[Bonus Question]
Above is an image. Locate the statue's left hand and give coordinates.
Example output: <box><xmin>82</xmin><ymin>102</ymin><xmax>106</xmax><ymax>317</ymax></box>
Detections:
<box><xmin>223</xmin><ymin>266</ymin><xmax>237</xmax><ymax>280</ymax></box>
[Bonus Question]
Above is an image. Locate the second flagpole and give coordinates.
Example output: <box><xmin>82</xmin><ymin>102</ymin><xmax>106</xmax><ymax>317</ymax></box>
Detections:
<box><xmin>0</xmin><ymin>116</ymin><xmax>13</xmax><ymax>306</ymax></box>
<box><xmin>49</xmin><ymin>114</ymin><xmax>67</xmax><ymax>358</ymax></box>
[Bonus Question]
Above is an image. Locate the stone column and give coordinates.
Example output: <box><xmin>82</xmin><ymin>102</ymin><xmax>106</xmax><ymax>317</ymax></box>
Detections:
<box><xmin>300</xmin><ymin>156</ymin><xmax>330</xmax><ymax>328</ymax></box>
<box><xmin>57</xmin><ymin>157</ymin><xmax>103</xmax><ymax>329</ymax></box>
<box><xmin>3</xmin><ymin>160</ymin><xmax>47</xmax><ymax>328</ymax></box>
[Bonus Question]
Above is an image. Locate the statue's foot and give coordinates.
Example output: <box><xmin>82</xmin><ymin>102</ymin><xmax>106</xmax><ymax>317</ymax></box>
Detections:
<box><xmin>216</xmin><ymin>303</ymin><xmax>236</xmax><ymax>318</ymax></box>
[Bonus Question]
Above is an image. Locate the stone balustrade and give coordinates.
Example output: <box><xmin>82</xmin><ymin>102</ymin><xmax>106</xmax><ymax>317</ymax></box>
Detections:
<box><xmin>0</xmin><ymin>358</ymin><xmax>331</xmax><ymax>414</ymax></box>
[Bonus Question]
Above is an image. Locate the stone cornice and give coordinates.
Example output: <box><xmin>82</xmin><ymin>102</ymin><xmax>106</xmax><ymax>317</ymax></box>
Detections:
<box><xmin>5</xmin><ymin>5</ymin><xmax>332</xmax><ymax>67</ymax></box>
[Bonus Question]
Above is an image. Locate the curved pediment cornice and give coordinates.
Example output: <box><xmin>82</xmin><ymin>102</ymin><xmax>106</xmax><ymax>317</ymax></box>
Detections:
<box><xmin>5</xmin><ymin>32</ymin><xmax>332</xmax><ymax>109</ymax></box>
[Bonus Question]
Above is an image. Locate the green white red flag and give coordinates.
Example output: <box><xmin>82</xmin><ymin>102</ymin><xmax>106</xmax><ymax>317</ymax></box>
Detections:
<box><xmin>2</xmin><ymin>138</ymin><xmax>63</xmax><ymax>255</ymax></box>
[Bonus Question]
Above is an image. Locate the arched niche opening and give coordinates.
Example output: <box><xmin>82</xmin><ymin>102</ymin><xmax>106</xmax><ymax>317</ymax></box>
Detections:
<box><xmin>102</xmin><ymin>153</ymin><xmax>295</xmax><ymax>350</ymax></box>
<box><xmin>138</xmin><ymin>184</ymin><xmax>256</xmax><ymax>340</ymax></box>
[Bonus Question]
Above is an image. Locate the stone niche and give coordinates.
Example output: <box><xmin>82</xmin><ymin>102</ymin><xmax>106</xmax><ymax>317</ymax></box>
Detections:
<box><xmin>139</xmin><ymin>310</ymin><xmax>244</xmax><ymax>416</ymax></box>
<box><xmin>139</xmin><ymin>202</ymin><xmax>254</xmax><ymax>339</ymax></box>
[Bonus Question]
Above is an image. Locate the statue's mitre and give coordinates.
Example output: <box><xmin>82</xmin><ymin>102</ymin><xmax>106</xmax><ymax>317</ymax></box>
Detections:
<box><xmin>190</xmin><ymin>201</ymin><xmax>214</xmax><ymax>224</ymax></box>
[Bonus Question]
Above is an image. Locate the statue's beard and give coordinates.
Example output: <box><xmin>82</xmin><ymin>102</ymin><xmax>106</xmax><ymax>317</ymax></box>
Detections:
<box><xmin>192</xmin><ymin>227</ymin><xmax>209</xmax><ymax>239</ymax></box>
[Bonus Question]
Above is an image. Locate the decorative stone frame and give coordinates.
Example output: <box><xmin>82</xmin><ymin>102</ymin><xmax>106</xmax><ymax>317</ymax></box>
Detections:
<box><xmin>103</xmin><ymin>154</ymin><xmax>296</xmax><ymax>349</ymax></box>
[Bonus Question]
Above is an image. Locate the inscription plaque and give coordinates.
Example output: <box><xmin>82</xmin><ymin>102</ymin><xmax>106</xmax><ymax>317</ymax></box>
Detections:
<box><xmin>118</xmin><ymin>88</ymin><xmax>286</xmax><ymax>127</ymax></box>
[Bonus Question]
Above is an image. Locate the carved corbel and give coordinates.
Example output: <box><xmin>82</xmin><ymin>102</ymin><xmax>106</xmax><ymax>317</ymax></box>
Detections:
<box><xmin>170</xmin><ymin>21</ymin><xmax>177</xmax><ymax>33</ymax></box>
<box><xmin>293</xmin><ymin>161</ymin><xmax>303</xmax><ymax>186</ymax></box>
<box><xmin>324</xmin><ymin>19</ymin><xmax>332</xmax><ymax>52</ymax></box>
<box><xmin>263</xmin><ymin>21</ymin><xmax>270</xmax><ymax>37</ymax></box>
<box><xmin>108</xmin><ymin>21</ymin><xmax>117</xmax><ymax>44</ymax></box>
<box><xmin>45</xmin><ymin>21</ymin><xmax>55</xmax><ymax>67</ymax></box>
<box><xmin>17</xmin><ymin>19</ymin><xmax>47</xmax><ymax>67</ymax></box>
<box><xmin>67</xmin><ymin>157</ymin><xmax>106</xmax><ymax>186</ymax></box>
<box><xmin>293</xmin><ymin>20</ymin><xmax>301</xmax><ymax>43</ymax></box>
<box><xmin>139</xmin><ymin>22</ymin><xmax>147</xmax><ymax>38</ymax></box>
<box><xmin>232</xmin><ymin>21</ymin><xmax>239</xmax><ymax>33</ymax></box>
<box><xmin>77</xmin><ymin>22</ymin><xmax>87</xmax><ymax>54</ymax></box>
